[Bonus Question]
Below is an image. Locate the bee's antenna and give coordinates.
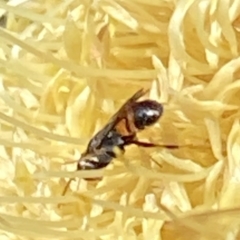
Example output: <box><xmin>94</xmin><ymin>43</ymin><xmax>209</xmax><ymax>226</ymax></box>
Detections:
<box><xmin>62</xmin><ymin>178</ymin><xmax>74</xmax><ymax>196</ymax></box>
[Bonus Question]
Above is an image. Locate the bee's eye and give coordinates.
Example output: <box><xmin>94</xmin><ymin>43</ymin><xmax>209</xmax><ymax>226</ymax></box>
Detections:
<box><xmin>133</xmin><ymin>100</ymin><xmax>163</xmax><ymax>129</ymax></box>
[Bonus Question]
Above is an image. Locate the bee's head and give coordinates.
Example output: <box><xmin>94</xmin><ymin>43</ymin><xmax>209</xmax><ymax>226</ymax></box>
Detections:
<box><xmin>133</xmin><ymin>100</ymin><xmax>163</xmax><ymax>129</ymax></box>
<box><xmin>77</xmin><ymin>152</ymin><xmax>113</xmax><ymax>171</ymax></box>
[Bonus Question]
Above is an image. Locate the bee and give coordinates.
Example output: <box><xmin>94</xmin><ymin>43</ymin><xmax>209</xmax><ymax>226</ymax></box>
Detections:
<box><xmin>62</xmin><ymin>89</ymin><xmax>177</xmax><ymax>195</ymax></box>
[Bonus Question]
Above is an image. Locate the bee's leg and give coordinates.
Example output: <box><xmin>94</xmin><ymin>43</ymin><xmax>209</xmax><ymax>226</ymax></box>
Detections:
<box><xmin>130</xmin><ymin>140</ymin><xmax>179</xmax><ymax>149</ymax></box>
<box><xmin>121</xmin><ymin>134</ymin><xmax>136</xmax><ymax>146</ymax></box>
<box><xmin>119</xmin><ymin>145</ymin><xmax>126</xmax><ymax>152</ymax></box>
<box><xmin>130</xmin><ymin>140</ymin><xmax>157</xmax><ymax>147</ymax></box>
<box><xmin>112</xmin><ymin>145</ymin><xmax>126</xmax><ymax>157</ymax></box>
<box><xmin>62</xmin><ymin>178</ymin><xmax>75</xmax><ymax>196</ymax></box>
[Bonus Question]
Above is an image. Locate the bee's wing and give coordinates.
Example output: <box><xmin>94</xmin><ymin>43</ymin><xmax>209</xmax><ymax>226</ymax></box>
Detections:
<box><xmin>87</xmin><ymin>88</ymin><xmax>147</xmax><ymax>151</ymax></box>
